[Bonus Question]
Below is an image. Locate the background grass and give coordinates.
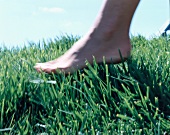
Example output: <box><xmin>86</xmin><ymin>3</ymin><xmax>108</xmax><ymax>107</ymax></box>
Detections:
<box><xmin>0</xmin><ymin>35</ymin><xmax>170</xmax><ymax>134</ymax></box>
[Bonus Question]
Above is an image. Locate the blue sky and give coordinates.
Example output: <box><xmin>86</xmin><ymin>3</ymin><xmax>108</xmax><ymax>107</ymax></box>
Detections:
<box><xmin>0</xmin><ymin>0</ymin><xmax>169</xmax><ymax>47</ymax></box>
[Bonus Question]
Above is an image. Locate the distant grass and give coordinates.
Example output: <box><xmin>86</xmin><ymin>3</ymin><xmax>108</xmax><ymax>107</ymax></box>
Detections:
<box><xmin>0</xmin><ymin>35</ymin><xmax>170</xmax><ymax>134</ymax></box>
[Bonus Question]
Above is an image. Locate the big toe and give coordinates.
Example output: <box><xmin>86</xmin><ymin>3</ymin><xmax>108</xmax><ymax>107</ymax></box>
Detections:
<box><xmin>34</xmin><ymin>63</ymin><xmax>46</xmax><ymax>72</ymax></box>
<box><xmin>34</xmin><ymin>63</ymin><xmax>57</xmax><ymax>73</ymax></box>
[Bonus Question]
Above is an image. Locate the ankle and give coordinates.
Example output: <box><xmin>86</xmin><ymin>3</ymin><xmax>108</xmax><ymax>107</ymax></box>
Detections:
<box><xmin>88</xmin><ymin>25</ymin><xmax>129</xmax><ymax>42</ymax></box>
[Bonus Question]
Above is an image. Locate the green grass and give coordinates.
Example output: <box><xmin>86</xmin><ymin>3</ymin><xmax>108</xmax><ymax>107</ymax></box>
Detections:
<box><xmin>0</xmin><ymin>35</ymin><xmax>170</xmax><ymax>134</ymax></box>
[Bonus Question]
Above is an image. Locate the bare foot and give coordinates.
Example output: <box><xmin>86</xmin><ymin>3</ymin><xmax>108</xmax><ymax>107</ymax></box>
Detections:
<box><xmin>34</xmin><ymin>31</ymin><xmax>131</xmax><ymax>74</ymax></box>
<box><xmin>34</xmin><ymin>0</ymin><xmax>139</xmax><ymax>74</ymax></box>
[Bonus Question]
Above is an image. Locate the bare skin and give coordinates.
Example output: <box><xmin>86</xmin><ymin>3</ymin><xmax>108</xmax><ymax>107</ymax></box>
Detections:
<box><xmin>34</xmin><ymin>0</ymin><xmax>140</xmax><ymax>73</ymax></box>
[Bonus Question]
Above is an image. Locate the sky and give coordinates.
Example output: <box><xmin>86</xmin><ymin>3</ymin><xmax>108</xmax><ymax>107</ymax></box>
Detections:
<box><xmin>0</xmin><ymin>0</ymin><xmax>169</xmax><ymax>47</ymax></box>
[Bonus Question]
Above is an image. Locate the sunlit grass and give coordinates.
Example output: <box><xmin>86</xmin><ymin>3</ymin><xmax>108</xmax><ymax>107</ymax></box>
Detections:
<box><xmin>0</xmin><ymin>35</ymin><xmax>169</xmax><ymax>134</ymax></box>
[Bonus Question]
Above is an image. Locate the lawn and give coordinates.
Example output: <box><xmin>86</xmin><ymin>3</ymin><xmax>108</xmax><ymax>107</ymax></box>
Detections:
<box><xmin>0</xmin><ymin>35</ymin><xmax>170</xmax><ymax>134</ymax></box>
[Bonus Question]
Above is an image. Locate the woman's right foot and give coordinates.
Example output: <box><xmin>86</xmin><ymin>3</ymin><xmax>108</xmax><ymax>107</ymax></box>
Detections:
<box><xmin>34</xmin><ymin>31</ymin><xmax>131</xmax><ymax>74</ymax></box>
<box><xmin>34</xmin><ymin>0</ymin><xmax>140</xmax><ymax>74</ymax></box>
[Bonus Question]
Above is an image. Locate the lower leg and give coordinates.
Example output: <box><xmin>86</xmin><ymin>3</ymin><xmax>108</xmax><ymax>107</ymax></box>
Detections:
<box><xmin>35</xmin><ymin>0</ymin><xmax>140</xmax><ymax>73</ymax></box>
<box><xmin>90</xmin><ymin>0</ymin><xmax>139</xmax><ymax>40</ymax></box>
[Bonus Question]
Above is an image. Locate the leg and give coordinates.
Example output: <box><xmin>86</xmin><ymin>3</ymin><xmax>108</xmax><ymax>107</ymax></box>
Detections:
<box><xmin>34</xmin><ymin>0</ymin><xmax>140</xmax><ymax>73</ymax></box>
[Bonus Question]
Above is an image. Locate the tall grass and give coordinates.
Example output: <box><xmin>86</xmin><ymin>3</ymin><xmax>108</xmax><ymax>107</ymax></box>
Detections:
<box><xmin>0</xmin><ymin>35</ymin><xmax>169</xmax><ymax>134</ymax></box>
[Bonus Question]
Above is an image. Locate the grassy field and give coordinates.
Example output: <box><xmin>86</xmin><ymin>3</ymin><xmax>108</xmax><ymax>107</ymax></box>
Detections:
<box><xmin>0</xmin><ymin>35</ymin><xmax>170</xmax><ymax>134</ymax></box>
